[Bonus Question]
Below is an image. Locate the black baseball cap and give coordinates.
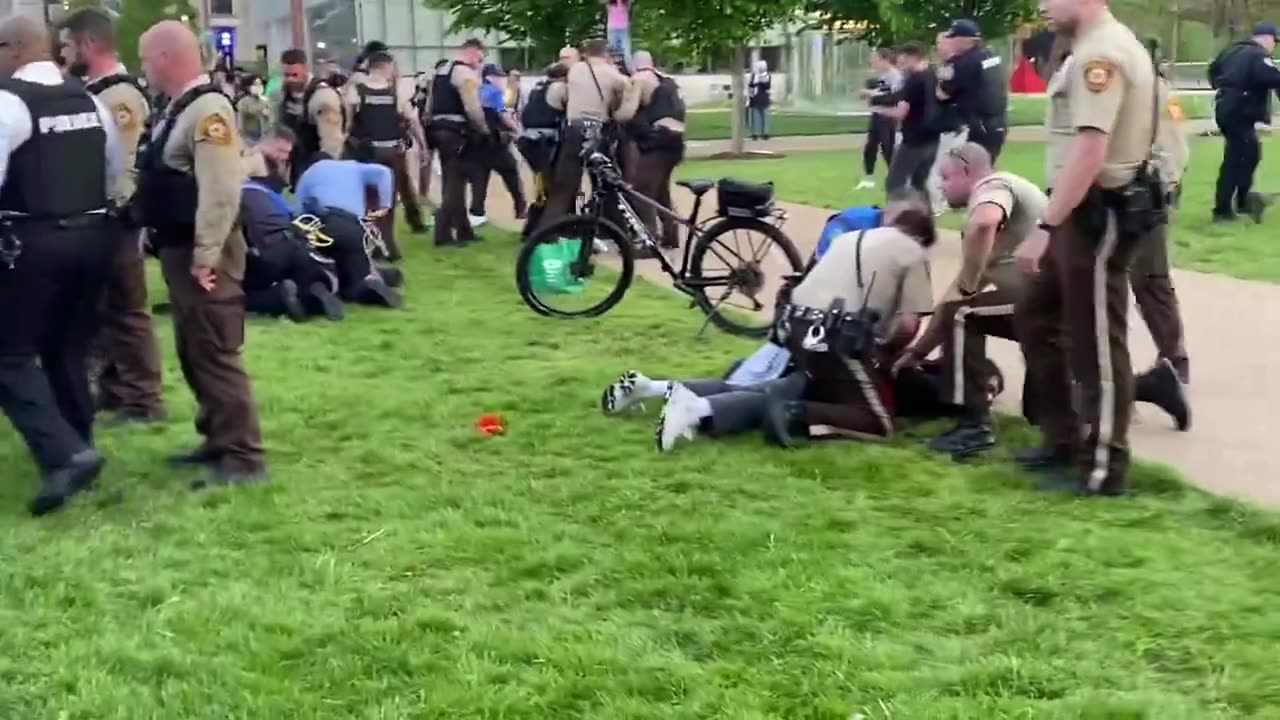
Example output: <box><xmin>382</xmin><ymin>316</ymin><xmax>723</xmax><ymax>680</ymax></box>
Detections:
<box><xmin>1255</xmin><ymin>22</ymin><xmax>1279</xmax><ymax>38</ymax></box>
<box><xmin>945</xmin><ymin>19</ymin><xmax>981</xmax><ymax>38</ymax></box>
<box><xmin>481</xmin><ymin>63</ymin><xmax>504</xmax><ymax>78</ymax></box>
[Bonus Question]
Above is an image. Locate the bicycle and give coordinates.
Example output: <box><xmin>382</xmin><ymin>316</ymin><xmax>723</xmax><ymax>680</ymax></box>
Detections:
<box><xmin>515</xmin><ymin>146</ymin><xmax>804</xmax><ymax>338</ymax></box>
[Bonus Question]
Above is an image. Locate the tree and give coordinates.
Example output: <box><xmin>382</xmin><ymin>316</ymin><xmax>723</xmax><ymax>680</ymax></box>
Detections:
<box><xmin>423</xmin><ymin>0</ymin><xmax>602</xmax><ymax>64</ymax></box>
<box><xmin>60</xmin><ymin>0</ymin><xmax>198</xmax><ymax>70</ymax></box>
<box><xmin>805</xmin><ymin>0</ymin><xmax>1037</xmax><ymax>44</ymax></box>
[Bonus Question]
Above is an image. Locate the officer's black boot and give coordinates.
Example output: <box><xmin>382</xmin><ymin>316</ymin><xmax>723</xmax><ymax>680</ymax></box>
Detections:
<box><xmin>279</xmin><ymin>279</ymin><xmax>307</xmax><ymax>323</ymax></box>
<box><xmin>1135</xmin><ymin>358</ymin><xmax>1190</xmax><ymax>431</ymax></box>
<box><xmin>358</xmin><ymin>276</ymin><xmax>404</xmax><ymax>309</ymax></box>
<box><xmin>306</xmin><ymin>281</ymin><xmax>345</xmax><ymax>322</ymax></box>
<box><xmin>31</xmin><ymin>449</ymin><xmax>105</xmax><ymax>517</ymax></box>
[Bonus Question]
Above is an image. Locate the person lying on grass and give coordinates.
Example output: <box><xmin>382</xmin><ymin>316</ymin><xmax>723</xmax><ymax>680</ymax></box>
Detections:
<box><xmin>601</xmin><ymin>191</ymin><xmax>1000</xmax><ymax>452</ymax></box>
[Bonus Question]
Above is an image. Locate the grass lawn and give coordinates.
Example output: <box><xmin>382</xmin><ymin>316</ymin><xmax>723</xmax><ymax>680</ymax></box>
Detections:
<box><xmin>679</xmin><ymin>135</ymin><xmax>1280</xmax><ymax>284</ymax></box>
<box><xmin>684</xmin><ymin>93</ymin><xmax>1215</xmax><ymax>142</ymax></box>
<box><xmin>0</xmin><ymin>230</ymin><xmax>1278</xmax><ymax>716</ymax></box>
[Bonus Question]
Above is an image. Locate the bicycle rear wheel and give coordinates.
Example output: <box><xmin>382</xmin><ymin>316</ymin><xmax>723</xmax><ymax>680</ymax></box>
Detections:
<box><xmin>688</xmin><ymin>217</ymin><xmax>804</xmax><ymax>338</ymax></box>
<box><xmin>516</xmin><ymin>215</ymin><xmax>636</xmax><ymax>318</ymax></box>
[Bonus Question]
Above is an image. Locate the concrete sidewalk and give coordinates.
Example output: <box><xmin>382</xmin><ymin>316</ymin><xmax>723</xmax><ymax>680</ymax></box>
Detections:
<box><xmin>448</xmin><ymin>165</ymin><xmax>1280</xmax><ymax>508</ymax></box>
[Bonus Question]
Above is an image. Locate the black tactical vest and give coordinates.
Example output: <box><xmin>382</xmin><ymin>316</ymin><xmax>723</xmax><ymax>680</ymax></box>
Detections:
<box><xmin>134</xmin><ymin>83</ymin><xmax>227</xmax><ymax>240</ymax></box>
<box><xmin>429</xmin><ymin>61</ymin><xmax>466</xmax><ymax>119</ymax></box>
<box><xmin>349</xmin><ymin>83</ymin><xmax>402</xmax><ymax>145</ymax></box>
<box><xmin>521</xmin><ymin>80</ymin><xmax>563</xmax><ymax>129</ymax></box>
<box><xmin>86</xmin><ymin>73</ymin><xmax>147</xmax><ymax>98</ymax></box>
<box><xmin>0</xmin><ymin>78</ymin><xmax>107</xmax><ymax>218</ymax></box>
<box><xmin>635</xmin><ymin>71</ymin><xmax>686</xmax><ymax>127</ymax></box>
<box><xmin>279</xmin><ymin>78</ymin><xmax>331</xmax><ymax>157</ymax></box>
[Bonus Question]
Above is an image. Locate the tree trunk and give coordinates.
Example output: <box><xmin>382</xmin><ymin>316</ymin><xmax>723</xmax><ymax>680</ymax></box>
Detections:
<box><xmin>731</xmin><ymin>46</ymin><xmax>747</xmax><ymax>155</ymax></box>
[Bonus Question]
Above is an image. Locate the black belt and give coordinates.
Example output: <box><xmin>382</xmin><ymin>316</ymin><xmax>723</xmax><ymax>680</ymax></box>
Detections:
<box><xmin>4</xmin><ymin>212</ymin><xmax>111</xmax><ymax>229</ymax></box>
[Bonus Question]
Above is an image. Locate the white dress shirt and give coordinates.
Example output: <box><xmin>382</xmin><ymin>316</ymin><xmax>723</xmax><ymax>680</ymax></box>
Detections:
<box><xmin>0</xmin><ymin>60</ymin><xmax>126</xmax><ymax>207</ymax></box>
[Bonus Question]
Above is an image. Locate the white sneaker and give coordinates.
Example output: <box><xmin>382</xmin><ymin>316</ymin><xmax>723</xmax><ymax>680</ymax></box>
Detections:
<box><xmin>601</xmin><ymin>370</ymin><xmax>647</xmax><ymax>415</ymax></box>
<box><xmin>655</xmin><ymin>383</ymin><xmax>703</xmax><ymax>453</ymax></box>
<box><xmin>856</xmin><ymin>179</ymin><xmax>875</xmax><ymax>190</ymax></box>
<box><xmin>469</xmin><ymin>214</ymin><xmax>488</xmax><ymax>227</ymax></box>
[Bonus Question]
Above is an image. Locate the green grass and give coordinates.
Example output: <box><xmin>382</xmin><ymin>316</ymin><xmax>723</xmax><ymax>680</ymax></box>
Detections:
<box><xmin>679</xmin><ymin>135</ymin><xmax>1280</xmax><ymax>283</ymax></box>
<box><xmin>2</xmin><ymin>231</ymin><xmax>1280</xmax><ymax>716</ymax></box>
<box><xmin>684</xmin><ymin>93</ymin><xmax>1215</xmax><ymax>141</ymax></box>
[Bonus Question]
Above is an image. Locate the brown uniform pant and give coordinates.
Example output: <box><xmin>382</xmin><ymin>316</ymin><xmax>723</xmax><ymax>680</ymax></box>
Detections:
<box><xmin>428</xmin><ymin>127</ymin><xmax>478</xmax><ymax>245</ymax></box>
<box><xmin>96</xmin><ymin>229</ymin><xmax>165</xmax><ymax>416</ymax></box>
<box><xmin>786</xmin><ymin>318</ymin><xmax>896</xmax><ymax>439</ymax></box>
<box><xmin>623</xmin><ymin>140</ymin><xmax>683</xmax><ymax>247</ymax></box>
<box><xmin>158</xmin><ymin>247</ymin><xmax>265</xmax><ymax>472</ymax></box>
<box><xmin>937</xmin><ymin>281</ymin><xmax>1021</xmax><ymax>421</ymax></box>
<box><xmin>1015</xmin><ymin>206</ymin><xmax>1143</xmax><ymax>491</ymax></box>
<box><xmin>370</xmin><ymin>147</ymin><xmax>425</xmax><ymax>261</ymax></box>
<box><xmin>1129</xmin><ymin>221</ymin><xmax>1188</xmax><ymax>379</ymax></box>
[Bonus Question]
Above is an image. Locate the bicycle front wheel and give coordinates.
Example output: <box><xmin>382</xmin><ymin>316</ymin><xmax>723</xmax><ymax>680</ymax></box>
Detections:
<box><xmin>688</xmin><ymin>217</ymin><xmax>804</xmax><ymax>338</ymax></box>
<box><xmin>516</xmin><ymin>215</ymin><xmax>636</xmax><ymax>319</ymax></box>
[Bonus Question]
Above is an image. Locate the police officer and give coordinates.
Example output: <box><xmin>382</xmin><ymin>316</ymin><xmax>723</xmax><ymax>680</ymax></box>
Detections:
<box><xmin>61</xmin><ymin>8</ymin><xmax>167</xmax><ymax>426</ymax></box>
<box><xmin>617</xmin><ymin>50</ymin><xmax>686</xmax><ymax>249</ymax></box>
<box><xmin>517</xmin><ymin>62</ymin><xmax>568</xmax><ymax>238</ymax></box>
<box><xmin>935</xmin><ymin>19</ymin><xmax>1009</xmax><ymax>160</ymax></box>
<box><xmin>0</xmin><ymin>16</ymin><xmax>123</xmax><ymax>515</ymax></box>
<box><xmin>1016</xmin><ymin>0</ymin><xmax>1161</xmax><ymax>496</ymax></box>
<box><xmin>541</xmin><ymin>39</ymin><xmax>630</xmax><ymax>231</ymax></box>
<box><xmin>137</xmin><ymin>20</ymin><xmax>267</xmax><ymax>486</ymax></box>
<box><xmin>343</xmin><ymin>50</ymin><xmax>427</xmax><ymax>261</ymax></box>
<box><xmin>427</xmin><ymin>38</ymin><xmax>489</xmax><ymax>246</ymax></box>
<box><xmin>274</xmin><ymin>48</ymin><xmax>345</xmax><ymax>188</ymax></box>
<box><xmin>1208</xmin><ymin>22</ymin><xmax>1280</xmax><ymax>222</ymax></box>
<box><xmin>892</xmin><ymin>143</ymin><xmax>1043</xmax><ymax>459</ymax></box>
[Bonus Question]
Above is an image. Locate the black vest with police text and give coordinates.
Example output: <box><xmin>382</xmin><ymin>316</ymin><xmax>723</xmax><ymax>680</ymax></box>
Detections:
<box><xmin>429</xmin><ymin>61</ymin><xmax>467</xmax><ymax>119</ymax></box>
<box><xmin>134</xmin><ymin>83</ymin><xmax>227</xmax><ymax>239</ymax></box>
<box><xmin>0</xmin><ymin>78</ymin><xmax>107</xmax><ymax>218</ymax></box>
<box><xmin>349</xmin><ymin>83</ymin><xmax>402</xmax><ymax>145</ymax></box>
<box><xmin>521</xmin><ymin>80</ymin><xmax>563</xmax><ymax>129</ymax></box>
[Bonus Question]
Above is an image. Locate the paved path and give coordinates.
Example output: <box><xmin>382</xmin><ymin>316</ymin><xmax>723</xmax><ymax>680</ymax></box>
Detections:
<box><xmin>438</xmin><ymin>158</ymin><xmax>1280</xmax><ymax>508</ymax></box>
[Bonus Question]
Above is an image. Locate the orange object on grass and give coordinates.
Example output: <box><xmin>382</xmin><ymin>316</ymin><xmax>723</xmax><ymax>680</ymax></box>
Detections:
<box><xmin>475</xmin><ymin>414</ymin><xmax>506</xmax><ymax>436</ymax></box>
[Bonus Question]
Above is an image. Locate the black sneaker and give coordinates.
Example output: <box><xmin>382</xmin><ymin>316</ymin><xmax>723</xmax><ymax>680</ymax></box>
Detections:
<box><xmin>1136</xmin><ymin>358</ymin><xmax>1191</xmax><ymax>431</ymax></box>
<box><xmin>30</xmin><ymin>450</ymin><xmax>105</xmax><ymax>517</ymax></box>
<box><xmin>928</xmin><ymin>423</ymin><xmax>996</xmax><ymax>460</ymax></box>
<box><xmin>360</xmin><ymin>276</ymin><xmax>404</xmax><ymax>309</ymax></box>
<box><xmin>279</xmin><ymin>279</ymin><xmax>307</xmax><ymax>323</ymax></box>
<box><xmin>307</xmin><ymin>282</ymin><xmax>345</xmax><ymax>322</ymax></box>
<box><xmin>1013</xmin><ymin>445</ymin><xmax>1074</xmax><ymax>473</ymax></box>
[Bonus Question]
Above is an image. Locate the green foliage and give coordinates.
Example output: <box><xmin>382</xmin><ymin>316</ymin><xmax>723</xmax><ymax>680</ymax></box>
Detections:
<box><xmin>423</xmin><ymin>0</ymin><xmax>602</xmax><ymax>66</ymax></box>
<box><xmin>806</xmin><ymin>0</ymin><xmax>1038</xmax><ymax>43</ymax></box>
<box><xmin>61</xmin><ymin>0</ymin><xmax>197</xmax><ymax>70</ymax></box>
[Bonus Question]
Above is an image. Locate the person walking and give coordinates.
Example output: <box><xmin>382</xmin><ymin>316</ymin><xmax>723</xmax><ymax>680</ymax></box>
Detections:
<box><xmin>858</xmin><ymin>47</ymin><xmax>902</xmax><ymax>190</ymax></box>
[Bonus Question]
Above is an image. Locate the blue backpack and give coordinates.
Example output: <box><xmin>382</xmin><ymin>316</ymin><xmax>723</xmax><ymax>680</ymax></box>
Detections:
<box><xmin>815</xmin><ymin>206</ymin><xmax>883</xmax><ymax>261</ymax></box>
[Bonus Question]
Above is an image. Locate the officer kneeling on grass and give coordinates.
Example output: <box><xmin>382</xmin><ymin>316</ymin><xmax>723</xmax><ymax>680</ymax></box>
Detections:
<box><xmin>650</xmin><ymin>191</ymin><xmax>938</xmax><ymax>453</ymax></box>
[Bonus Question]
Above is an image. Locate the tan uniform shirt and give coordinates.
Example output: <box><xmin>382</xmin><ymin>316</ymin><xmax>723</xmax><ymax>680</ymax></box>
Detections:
<box><xmin>1154</xmin><ymin>78</ymin><xmax>1190</xmax><ymax>188</ymax></box>
<box><xmin>273</xmin><ymin>80</ymin><xmax>346</xmax><ymax>158</ymax></box>
<box><xmin>158</xmin><ymin>76</ymin><xmax>247</xmax><ymax>278</ymax></box>
<box><xmin>1047</xmin><ymin>11</ymin><xmax>1156</xmax><ymax>190</ymax></box>
<box><xmin>550</xmin><ymin>57</ymin><xmax>628</xmax><ymax>121</ymax></box>
<box><xmin>792</xmin><ymin>226</ymin><xmax>934</xmax><ymax>338</ymax></box>
<box><xmin>91</xmin><ymin>68</ymin><xmax>148</xmax><ymax>202</ymax></box>
<box><xmin>965</xmin><ymin>171</ymin><xmax>1048</xmax><ymax>288</ymax></box>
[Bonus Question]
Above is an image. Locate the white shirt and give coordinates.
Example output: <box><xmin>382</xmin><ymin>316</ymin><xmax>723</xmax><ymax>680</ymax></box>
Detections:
<box><xmin>0</xmin><ymin>60</ymin><xmax>126</xmax><ymax>207</ymax></box>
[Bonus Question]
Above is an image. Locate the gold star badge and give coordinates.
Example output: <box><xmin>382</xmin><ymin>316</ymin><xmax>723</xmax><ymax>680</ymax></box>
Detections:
<box><xmin>196</xmin><ymin>113</ymin><xmax>232</xmax><ymax>146</ymax></box>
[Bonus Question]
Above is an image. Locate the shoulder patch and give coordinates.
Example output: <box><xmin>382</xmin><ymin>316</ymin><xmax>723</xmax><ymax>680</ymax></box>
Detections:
<box><xmin>1167</xmin><ymin>98</ymin><xmax>1185</xmax><ymax>122</ymax></box>
<box><xmin>112</xmin><ymin>102</ymin><xmax>138</xmax><ymax>131</ymax></box>
<box><xmin>1082</xmin><ymin>60</ymin><xmax>1116</xmax><ymax>93</ymax></box>
<box><xmin>460</xmin><ymin>75</ymin><xmax>480</xmax><ymax>93</ymax></box>
<box><xmin>196</xmin><ymin>113</ymin><xmax>233</xmax><ymax>146</ymax></box>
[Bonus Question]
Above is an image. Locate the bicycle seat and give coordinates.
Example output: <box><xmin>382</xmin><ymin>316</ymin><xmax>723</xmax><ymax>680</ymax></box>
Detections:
<box><xmin>677</xmin><ymin>179</ymin><xmax>716</xmax><ymax>197</ymax></box>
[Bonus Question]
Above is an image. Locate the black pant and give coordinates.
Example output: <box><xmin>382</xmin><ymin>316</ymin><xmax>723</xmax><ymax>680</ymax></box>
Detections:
<box><xmin>968</xmin><ymin>124</ymin><xmax>1007</xmax><ymax>162</ymax></box>
<box><xmin>0</xmin><ymin>219</ymin><xmax>115</xmax><ymax>472</ymax></box>
<box><xmin>314</xmin><ymin>209</ymin><xmax>374</xmax><ymax>300</ymax></box>
<box><xmin>1215</xmin><ymin>120</ymin><xmax>1261</xmax><ymax>216</ymax></box>
<box><xmin>538</xmin><ymin>123</ymin><xmax>587</xmax><ymax>232</ymax></box>
<box><xmin>244</xmin><ymin>234</ymin><xmax>335</xmax><ymax>316</ymax></box>
<box><xmin>863</xmin><ymin>114</ymin><xmax>896</xmax><ymax>176</ymax></box>
<box><xmin>469</xmin><ymin>138</ymin><xmax>527</xmax><ymax>216</ymax></box>
<box><xmin>428</xmin><ymin>126</ymin><xmax>479</xmax><ymax>245</ymax></box>
<box><xmin>885</xmin><ymin>139</ymin><xmax>937</xmax><ymax>204</ymax></box>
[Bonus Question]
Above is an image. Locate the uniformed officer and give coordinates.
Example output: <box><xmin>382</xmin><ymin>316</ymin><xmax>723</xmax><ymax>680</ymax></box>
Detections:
<box><xmin>541</xmin><ymin>39</ymin><xmax>630</xmax><ymax>231</ymax></box>
<box><xmin>1208</xmin><ymin>22</ymin><xmax>1280</xmax><ymax>222</ymax></box>
<box><xmin>273</xmin><ymin>48</ymin><xmax>345</xmax><ymax>188</ymax></box>
<box><xmin>343</xmin><ymin>50</ymin><xmax>427</xmax><ymax>261</ymax></box>
<box><xmin>0</xmin><ymin>16</ymin><xmax>123</xmax><ymax>515</ymax></box>
<box><xmin>137</xmin><ymin>20</ymin><xmax>267</xmax><ymax>486</ymax></box>
<box><xmin>894</xmin><ymin>143</ymin><xmax>1044</xmax><ymax>458</ymax></box>
<box><xmin>616</xmin><ymin>50</ymin><xmax>686</xmax><ymax>249</ymax></box>
<box><xmin>517</xmin><ymin>62</ymin><xmax>568</xmax><ymax>238</ymax></box>
<box><xmin>935</xmin><ymin>19</ymin><xmax>1009</xmax><ymax>160</ymax></box>
<box><xmin>655</xmin><ymin>192</ymin><xmax>938</xmax><ymax>451</ymax></box>
<box><xmin>61</xmin><ymin>8</ymin><xmax>167</xmax><ymax>426</ymax></box>
<box><xmin>1016</xmin><ymin>0</ymin><xmax>1162</xmax><ymax>496</ymax></box>
<box><xmin>427</xmin><ymin>38</ymin><xmax>489</xmax><ymax>246</ymax></box>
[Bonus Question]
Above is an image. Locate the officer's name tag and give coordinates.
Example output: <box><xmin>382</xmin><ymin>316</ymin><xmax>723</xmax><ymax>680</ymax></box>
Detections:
<box><xmin>981</xmin><ymin>56</ymin><xmax>1002</xmax><ymax>70</ymax></box>
<box><xmin>38</xmin><ymin>112</ymin><xmax>102</xmax><ymax>135</ymax></box>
